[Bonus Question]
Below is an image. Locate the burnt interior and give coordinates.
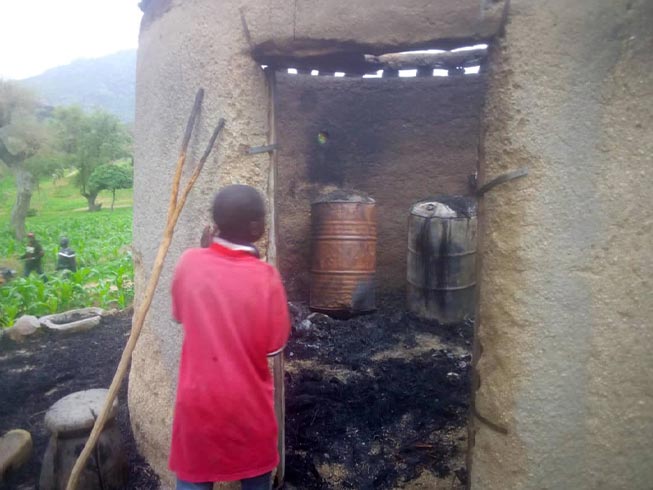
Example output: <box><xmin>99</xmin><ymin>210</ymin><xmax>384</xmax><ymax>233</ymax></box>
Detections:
<box><xmin>274</xmin><ymin>61</ymin><xmax>486</xmax><ymax>300</ymax></box>
<box><xmin>272</xmin><ymin>47</ymin><xmax>489</xmax><ymax>488</ymax></box>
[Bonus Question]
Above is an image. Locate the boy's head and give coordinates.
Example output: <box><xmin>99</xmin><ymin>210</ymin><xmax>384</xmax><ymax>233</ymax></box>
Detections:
<box><xmin>212</xmin><ymin>184</ymin><xmax>265</xmax><ymax>244</ymax></box>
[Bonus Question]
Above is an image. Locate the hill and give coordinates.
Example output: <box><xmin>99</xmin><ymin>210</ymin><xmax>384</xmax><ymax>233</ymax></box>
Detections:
<box><xmin>21</xmin><ymin>50</ymin><xmax>136</xmax><ymax>123</ymax></box>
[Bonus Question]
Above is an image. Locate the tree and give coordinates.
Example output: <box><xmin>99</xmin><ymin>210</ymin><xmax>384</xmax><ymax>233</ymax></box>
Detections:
<box><xmin>88</xmin><ymin>164</ymin><xmax>133</xmax><ymax>211</ymax></box>
<box><xmin>54</xmin><ymin>107</ymin><xmax>131</xmax><ymax>211</ymax></box>
<box><xmin>0</xmin><ymin>81</ymin><xmax>48</xmax><ymax>239</ymax></box>
<box><xmin>25</xmin><ymin>152</ymin><xmax>67</xmax><ymax>190</ymax></box>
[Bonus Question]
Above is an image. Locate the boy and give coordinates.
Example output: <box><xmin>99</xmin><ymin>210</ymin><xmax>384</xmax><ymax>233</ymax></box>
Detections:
<box><xmin>170</xmin><ymin>185</ymin><xmax>290</xmax><ymax>490</ymax></box>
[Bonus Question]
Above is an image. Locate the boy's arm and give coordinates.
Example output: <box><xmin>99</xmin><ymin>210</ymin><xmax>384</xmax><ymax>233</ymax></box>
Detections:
<box><xmin>267</xmin><ymin>269</ymin><xmax>291</xmax><ymax>356</ymax></box>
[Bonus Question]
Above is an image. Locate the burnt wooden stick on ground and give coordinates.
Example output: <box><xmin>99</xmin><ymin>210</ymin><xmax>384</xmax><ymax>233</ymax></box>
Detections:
<box><xmin>66</xmin><ymin>94</ymin><xmax>225</xmax><ymax>490</ymax></box>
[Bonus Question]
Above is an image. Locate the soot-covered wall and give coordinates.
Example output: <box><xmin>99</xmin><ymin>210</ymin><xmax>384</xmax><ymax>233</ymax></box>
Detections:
<box><xmin>275</xmin><ymin>72</ymin><xmax>486</xmax><ymax>300</ymax></box>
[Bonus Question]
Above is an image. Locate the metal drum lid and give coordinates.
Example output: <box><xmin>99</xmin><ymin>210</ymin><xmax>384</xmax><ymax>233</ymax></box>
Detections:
<box><xmin>410</xmin><ymin>196</ymin><xmax>477</xmax><ymax>219</ymax></box>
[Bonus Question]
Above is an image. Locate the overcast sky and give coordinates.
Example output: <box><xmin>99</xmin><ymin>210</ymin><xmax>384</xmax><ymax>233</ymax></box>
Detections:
<box><xmin>1</xmin><ymin>0</ymin><xmax>142</xmax><ymax>80</ymax></box>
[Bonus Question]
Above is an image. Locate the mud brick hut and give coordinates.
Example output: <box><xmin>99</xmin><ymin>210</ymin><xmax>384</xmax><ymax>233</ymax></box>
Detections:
<box><xmin>131</xmin><ymin>0</ymin><xmax>653</xmax><ymax>488</ymax></box>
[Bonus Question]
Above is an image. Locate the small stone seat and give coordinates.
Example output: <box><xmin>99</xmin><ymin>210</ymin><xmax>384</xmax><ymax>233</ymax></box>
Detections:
<box><xmin>40</xmin><ymin>389</ymin><xmax>126</xmax><ymax>490</ymax></box>
<box><xmin>0</xmin><ymin>429</ymin><xmax>33</xmax><ymax>479</ymax></box>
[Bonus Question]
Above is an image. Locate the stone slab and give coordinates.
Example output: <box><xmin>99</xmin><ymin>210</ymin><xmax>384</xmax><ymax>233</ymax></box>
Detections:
<box><xmin>40</xmin><ymin>307</ymin><xmax>104</xmax><ymax>333</ymax></box>
<box><xmin>0</xmin><ymin>429</ymin><xmax>32</xmax><ymax>479</ymax></box>
<box><xmin>45</xmin><ymin>389</ymin><xmax>118</xmax><ymax>434</ymax></box>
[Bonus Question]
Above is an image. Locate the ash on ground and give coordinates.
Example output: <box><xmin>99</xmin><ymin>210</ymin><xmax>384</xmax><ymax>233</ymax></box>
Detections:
<box><xmin>0</xmin><ymin>312</ymin><xmax>159</xmax><ymax>490</ymax></box>
<box><xmin>284</xmin><ymin>303</ymin><xmax>473</xmax><ymax>489</ymax></box>
<box><xmin>0</xmin><ymin>305</ymin><xmax>472</xmax><ymax>490</ymax></box>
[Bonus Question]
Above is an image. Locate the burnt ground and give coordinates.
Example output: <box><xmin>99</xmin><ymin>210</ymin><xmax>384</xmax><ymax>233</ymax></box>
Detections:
<box><xmin>0</xmin><ymin>305</ymin><xmax>472</xmax><ymax>490</ymax></box>
<box><xmin>0</xmin><ymin>311</ymin><xmax>159</xmax><ymax>490</ymax></box>
<box><xmin>284</xmin><ymin>303</ymin><xmax>473</xmax><ymax>489</ymax></box>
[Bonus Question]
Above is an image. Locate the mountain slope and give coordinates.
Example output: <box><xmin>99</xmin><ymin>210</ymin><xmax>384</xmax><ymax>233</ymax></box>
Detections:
<box><xmin>21</xmin><ymin>50</ymin><xmax>136</xmax><ymax>122</ymax></box>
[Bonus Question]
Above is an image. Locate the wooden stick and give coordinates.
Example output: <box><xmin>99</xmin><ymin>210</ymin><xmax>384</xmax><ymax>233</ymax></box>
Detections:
<box><xmin>272</xmin><ymin>354</ymin><xmax>285</xmax><ymax>488</ymax></box>
<box><xmin>168</xmin><ymin>119</ymin><xmax>225</xmax><ymax>226</ymax></box>
<box><xmin>65</xmin><ymin>103</ymin><xmax>224</xmax><ymax>490</ymax></box>
<box><xmin>167</xmin><ymin>89</ymin><xmax>204</xmax><ymax>221</ymax></box>
<box><xmin>266</xmin><ymin>68</ymin><xmax>286</xmax><ymax>489</ymax></box>
<box><xmin>199</xmin><ymin>118</ymin><xmax>226</xmax><ymax>165</ymax></box>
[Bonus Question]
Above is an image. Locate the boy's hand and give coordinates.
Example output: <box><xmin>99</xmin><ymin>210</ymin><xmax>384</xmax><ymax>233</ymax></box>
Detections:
<box><xmin>200</xmin><ymin>225</ymin><xmax>215</xmax><ymax>248</ymax></box>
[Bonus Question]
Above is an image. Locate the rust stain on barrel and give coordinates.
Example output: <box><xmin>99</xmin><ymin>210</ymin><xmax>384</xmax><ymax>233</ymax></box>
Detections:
<box><xmin>310</xmin><ymin>200</ymin><xmax>377</xmax><ymax>313</ymax></box>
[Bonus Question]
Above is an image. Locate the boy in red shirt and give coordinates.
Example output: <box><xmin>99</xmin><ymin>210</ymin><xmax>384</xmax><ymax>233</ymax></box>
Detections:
<box><xmin>170</xmin><ymin>185</ymin><xmax>290</xmax><ymax>490</ymax></box>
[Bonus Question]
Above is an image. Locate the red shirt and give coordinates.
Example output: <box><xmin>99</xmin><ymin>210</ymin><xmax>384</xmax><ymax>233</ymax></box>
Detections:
<box><xmin>169</xmin><ymin>242</ymin><xmax>290</xmax><ymax>482</ymax></box>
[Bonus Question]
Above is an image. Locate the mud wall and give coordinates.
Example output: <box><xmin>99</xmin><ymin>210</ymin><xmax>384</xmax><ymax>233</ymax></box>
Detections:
<box><xmin>470</xmin><ymin>0</ymin><xmax>653</xmax><ymax>488</ymax></box>
<box><xmin>132</xmin><ymin>0</ymin><xmax>506</xmax><ymax>485</ymax></box>
<box><xmin>275</xmin><ymin>73</ymin><xmax>483</xmax><ymax>300</ymax></box>
<box><xmin>131</xmin><ymin>4</ymin><xmax>270</xmax><ymax>488</ymax></box>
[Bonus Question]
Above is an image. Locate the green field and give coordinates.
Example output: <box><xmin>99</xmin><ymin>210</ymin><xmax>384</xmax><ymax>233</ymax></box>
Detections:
<box><xmin>0</xmin><ymin>173</ymin><xmax>134</xmax><ymax>327</ymax></box>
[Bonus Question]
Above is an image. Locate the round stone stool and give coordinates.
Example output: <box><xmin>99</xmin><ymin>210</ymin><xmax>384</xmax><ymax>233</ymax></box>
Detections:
<box><xmin>39</xmin><ymin>389</ymin><xmax>126</xmax><ymax>490</ymax></box>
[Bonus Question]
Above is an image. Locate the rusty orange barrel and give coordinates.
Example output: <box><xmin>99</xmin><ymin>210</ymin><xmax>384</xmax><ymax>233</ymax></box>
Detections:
<box><xmin>407</xmin><ymin>196</ymin><xmax>477</xmax><ymax>324</ymax></box>
<box><xmin>310</xmin><ymin>193</ymin><xmax>377</xmax><ymax>314</ymax></box>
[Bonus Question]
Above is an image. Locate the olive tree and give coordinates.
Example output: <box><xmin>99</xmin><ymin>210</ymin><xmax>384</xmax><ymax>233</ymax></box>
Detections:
<box><xmin>0</xmin><ymin>81</ymin><xmax>48</xmax><ymax>239</ymax></box>
<box><xmin>54</xmin><ymin>107</ymin><xmax>132</xmax><ymax>211</ymax></box>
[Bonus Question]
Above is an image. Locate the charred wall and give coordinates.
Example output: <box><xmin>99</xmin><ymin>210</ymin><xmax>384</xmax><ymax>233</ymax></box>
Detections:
<box><xmin>275</xmin><ymin>72</ymin><xmax>485</xmax><ymax>300</ymax></box>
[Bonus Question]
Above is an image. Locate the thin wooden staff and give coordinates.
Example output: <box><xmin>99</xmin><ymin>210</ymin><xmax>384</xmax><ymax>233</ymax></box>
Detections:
<box><xmin>168</xmin><ymin>88</ymin><xmax>204</xmax><ymax>219</ymax></box>
<box><xmin>66</xmin><ymin>92</ymin><xmax>225</xmax><ymax>490</ymax></box>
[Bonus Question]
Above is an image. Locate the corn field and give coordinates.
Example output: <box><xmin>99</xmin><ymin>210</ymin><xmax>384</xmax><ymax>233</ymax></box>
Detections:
<box><xmin>0</xmin><ymin>208</ymin><xmax>133</xmax><ymax>327</ymax></box>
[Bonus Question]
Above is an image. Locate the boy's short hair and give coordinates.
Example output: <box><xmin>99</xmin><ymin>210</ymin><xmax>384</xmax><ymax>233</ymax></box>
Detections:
<box><xmin>212</xmin><ymin>185</ymin><xmax>265</xmax><ymax>238</ymax></box>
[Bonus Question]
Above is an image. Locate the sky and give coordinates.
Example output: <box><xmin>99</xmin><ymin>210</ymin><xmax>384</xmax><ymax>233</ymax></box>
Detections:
<box><xmin>0</xmin><ymin>0</ymin><xmax>142</xmax><ymax>80</ymax></box>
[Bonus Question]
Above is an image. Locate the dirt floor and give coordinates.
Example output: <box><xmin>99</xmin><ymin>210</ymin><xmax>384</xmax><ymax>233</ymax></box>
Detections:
<box><xmin>0</xmin><ymin>311</ymin><xmax>159</xmax><ymax>490</ymax></box>
<box><xmin>284</xmin><ymin>301</ymin><xmax>472</xmax><ymax>489</ymax></box>
<box><xmin>0</xmin><ymin>304</ymin><xmax>472</xmax><ymax>490</ymax></box>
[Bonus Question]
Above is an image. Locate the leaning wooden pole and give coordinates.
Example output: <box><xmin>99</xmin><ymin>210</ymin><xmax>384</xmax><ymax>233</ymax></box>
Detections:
<box><xmin>66</xmin><ymin>90</ymin><xmax>224</xmax><ymax>490</ymax></box>
<box><xmin>167</xmin><ymin>88</ymin><xmax>204</xmax><ymax>219</ymax></box>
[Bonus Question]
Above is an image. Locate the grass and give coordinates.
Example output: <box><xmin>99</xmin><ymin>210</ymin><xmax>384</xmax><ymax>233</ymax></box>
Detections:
<box><xmin>0</xmin><ymin>170</ymin><xmax>133</xmax><ymax>218</ymax></box>
<box><xmin>0</xmin><ymin>172</ymin><xmax>134</xmax><ymax>327</ymax></box>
